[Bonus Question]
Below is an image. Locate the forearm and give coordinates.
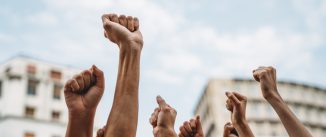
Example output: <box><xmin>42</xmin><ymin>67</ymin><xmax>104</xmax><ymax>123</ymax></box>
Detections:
<box><xmin>65</xmin><ymin>111</ymin><xmax>95</xmax><ymax>137</ymax></box>
<box><xmin>105</xmin><ymin>43</ymin><xmax>142</xmax><ymax>137</ymax></box>
<box><xmin>234</xmin><ymin>121</ymin><xmax>254</xmax><ymax>137</ymax></box>
<box><xmin>267</xmin><ymin>95</ymin><xmax>312</xmax><ymax>137</ymax></box>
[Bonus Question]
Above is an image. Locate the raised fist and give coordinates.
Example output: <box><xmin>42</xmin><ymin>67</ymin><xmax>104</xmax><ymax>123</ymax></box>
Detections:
<box><xmin>178</xmin><ymin>116</ymin><xmax>204</xmax><ymax>137</ymax></box>
<box><xmin>102</xmin><ymin>13</ymin><xmax>143</xmax><ymax>50</ymax></box>
<box><xmin>223</xmin><ymin>122</ymin><xmax>238</xmax><ymax>137</ymax></box>
<box><xmin>225</xmin><ymin>92</ymin><xmax>247</xmax><ymax>125</ymax></box>
<box><xmin>149</xmin><ymin>96</ymin><xmax>177</xmax><ymax>137</ymax></box>
<box><xmin>253</xmin><ymin>66</ymin><xmax>280</xmax><ymax>100</ymax></box>
<box><xmin>64</xmin><ymin>65</ymin><xmax>105</xmax><ymax>114</ymax></box>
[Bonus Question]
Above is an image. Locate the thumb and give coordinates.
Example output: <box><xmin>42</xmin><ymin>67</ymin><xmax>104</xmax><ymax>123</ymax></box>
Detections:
<box><xmin>156</xmin><ymin>95</ymin><xmax>168</xmax><ymax>109</ymax></box>
<box><xmin>102</xmin><ymin>16</ymin><xmax>115</xmax><ymax>32</ymax></box>
<box><xmin>91</xmin><ymin>65</ymin><xmax>105</xmax><ymax>90</ymax></box>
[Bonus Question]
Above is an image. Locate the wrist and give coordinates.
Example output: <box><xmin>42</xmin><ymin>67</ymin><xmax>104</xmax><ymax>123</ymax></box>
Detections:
<box><xmin>154</xmin><ymin>127</ymin><xmax>177</xmax><ymax>137</ymax></box>
<box><xmin>119</xmin><ymin>41</ymin><xmax>143</xmax><ymax>53</ymax></box>
<box><xmin>68</xmin><ymin>109</ymin><xmax>96</xmax><ymax>120</ymax></box>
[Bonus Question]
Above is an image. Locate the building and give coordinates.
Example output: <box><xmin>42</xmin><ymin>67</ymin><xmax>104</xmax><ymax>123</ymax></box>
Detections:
<box><xmin>0</xmin><ymin>55</ymin><xmax>82</xmax><ymax>137</ymax></box>
<box><xmin>194</xmin><ymin>78</ymin><xmax>326</xmax><ymax>137</ymax></box>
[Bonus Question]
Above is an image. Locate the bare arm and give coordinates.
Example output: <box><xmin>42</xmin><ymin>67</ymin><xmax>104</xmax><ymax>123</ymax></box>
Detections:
<box><xmin>102</xmin><ymin>13</ymin><xmax>143</xmax><ymax>137</ymax></box>
<box><xmin>253</xmin><ymin>66</ymin><xmax>312</xmax><ymax>137</ymax></box>
<box><xmin>226</xmin><ymin>92</ymin><xmax>254</xmax><ymax>137</ymax></box>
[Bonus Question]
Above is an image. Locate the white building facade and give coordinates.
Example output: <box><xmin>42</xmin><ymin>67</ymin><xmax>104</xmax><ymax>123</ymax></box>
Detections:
<box><xmin>194</xmin><ymin>79</ymin><xmax>326</xmax><ymax>137</ymax></box>
<box><xmin>0</xmin><ymin>56</ymin><xmax>81</xmax><ymax>137</ymax></box>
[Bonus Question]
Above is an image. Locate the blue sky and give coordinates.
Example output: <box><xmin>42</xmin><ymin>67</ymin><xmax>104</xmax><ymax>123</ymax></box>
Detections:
<box><xmin>1</xmin><ymin>0</ymin><xmax>325</xmax><ymax>136</ymax></box>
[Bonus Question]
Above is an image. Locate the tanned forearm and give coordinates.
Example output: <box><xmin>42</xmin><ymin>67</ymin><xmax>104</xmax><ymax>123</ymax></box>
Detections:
<box><xmin>66</xmin><ymin>111</ymin><xmax>95</xmax><ymax>137</ymax></box>
<box><xmin>267</xmin><ymin>93</ymin><xmax>312</xmax><ymax>137</ymax></box>
<box><xmin>234</xmin><ymin>121</ymin><xmax>255</xmax><ymax>137</ymax></box>
<box><xmin>105</xmin><ymin>43</ymin><xmax>141</xmax><ymax>137</ymax></box>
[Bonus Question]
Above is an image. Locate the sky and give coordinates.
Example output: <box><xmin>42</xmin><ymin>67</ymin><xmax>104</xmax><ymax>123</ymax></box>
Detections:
<box><xmin>0</xmin><ymin>0</ymin><xmax>326</xmax><ymax>136</ymax></box>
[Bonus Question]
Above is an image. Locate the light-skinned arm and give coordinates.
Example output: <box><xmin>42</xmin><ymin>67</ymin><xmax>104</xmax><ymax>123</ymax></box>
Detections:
<box><xmin>225</xmin><ymin>92</ymin><xmax>254</xmax><ymax>137</ymax></box>
<box><xmin>253</xmin><ymin>66</ymin><xmax>312</xmax><ymax>137</ymax></box>
<box><xmin>101</xmin><ymin>13</ymin><xmax>143</xmax><ymax>137</ymax></box>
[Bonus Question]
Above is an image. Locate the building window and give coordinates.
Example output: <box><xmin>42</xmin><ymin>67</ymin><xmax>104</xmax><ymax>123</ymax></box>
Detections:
<box><xmin>25</xmin><ymin>107</ymin><xmax>35</xmax><ymax>118</ymax></box>
<box><xmin>0</xmin><ymin>80</ymin><xmax>2</xmax><ymax>98</ymax></box>
<box><xmin>27</xmin><ymin>79</ymin><xmax>38</xmax><ymax>96</ymax></box>
<box><xmin>27</xmin><ymin>64</ymin><xmax>37</xmax><ymax>75</ymax></box>
<box><xmin>24</xmin><ymin>132</ymin><xmax>35</xmax><ymax>137</ymax></box>
<box><xmin>52</xmin><ymin>111</ymin><xmax>60</xmax><ymax>121</ymax></box>
<box><xmin>53</xmin><ymin>84</ymin><xmax>62</xmax><ymax>100</ymax></box>
<box><xmin>50</xmin><ymin>70</ymin><xmax>62</xmax><ymax>80</ymax></box>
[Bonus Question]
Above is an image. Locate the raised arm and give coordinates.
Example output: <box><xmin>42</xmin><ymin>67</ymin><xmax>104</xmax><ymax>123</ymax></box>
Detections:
<box><xmin>225</xmin><ymin>92</ymin><xmax>254</xmax><ymax>137</ymax></box>
<box><xmin>253</xmin><ymin>66</ymin><xmax>312</xmax><ymax>137</ymax></box>
<box><xmin>149</xmin><ymin>96</ymin><xmax>178</xmax><ymax>137</ymax></box>
<box><xmin>64</xmin><ymin>65</ymin><xmax>105</xmax><ymax>137</ymax></box>
<box><xmin>101</xmin><ymin>13</ymin><xmax>143</xmax><ymax>137</ymax></box>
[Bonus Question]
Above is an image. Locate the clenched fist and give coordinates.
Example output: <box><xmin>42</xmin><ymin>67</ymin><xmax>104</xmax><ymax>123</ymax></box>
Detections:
<box><xmin>149</xmin><ymin>96</ymin><xmax>178</xmax><ymax>137</ymax></box>
<box><xmin>178</xmin><ymin>116</ymin><xmax>204</xmax><ymax>137</ymax></box>
<box><xmin>223</xmin><ymin>122</ymin><xmax>238</xmax><ymax>137</ymax></box>
<box><xmin>225</xmin><ymin>92</ymin><xmax>247</xmax><ymax>125</ymax></box>
<box><xmin>64</xmin><ymin>65</ymin><xmax>105</xmax><ymax>114</ymax></box>
<box><xmin>253</xmin><ymin>66</ymin><xmax>280</xmax><ymax>100</ymax></box>
<box><xmin>102</xmin><ymin>14</ymin><xmax>143</xmax><ymax>51</ymax></box>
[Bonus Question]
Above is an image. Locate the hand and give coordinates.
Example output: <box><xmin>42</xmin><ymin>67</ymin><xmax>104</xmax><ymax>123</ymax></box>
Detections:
<box><xmin>178</xmin><ymin>115</ymin><xmax>204</xmax><ymax>137</ymax></box>
<box><xmin>96</xmin><ymin>125</ymin><xmax>106</xmax><ymax>137</ymax></box>
<box><xmin>253</xmin><ymin>66</ymin><xmax>281</xmax><ymax>100</ymax></box>
<box><xmin>64</xmin><ymin>65</ymin><xmax>105</xmax><ymax>114</ymax></box>
<box><xmin>226</xmin><ymin>92</ymin><xmax>247</xmax><ymax>125</ymax></box>
<box><xmin>223</xmin><ymin>122</ymin><xmax>238</xmax><ymax>137</ymax></box>
<box><xmin>102</xmin><ymin>13</ymin><xmax>143</xmax><ymax>51</ymax></box>
<box><xmin>149</xmin><ymin>96</ymin><xmax>177</xmax><ymax>137</ymax></box>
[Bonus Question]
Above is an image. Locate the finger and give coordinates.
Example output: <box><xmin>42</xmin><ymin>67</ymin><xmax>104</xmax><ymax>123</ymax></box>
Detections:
<box><xmin>64</xmin><ymin>79</ymin><xmax>74</xmax><ymax>94</ymax></box>
<box><xmin>101</xmin><ymin>14</ymin><xmax>111</xmax><ymax>23</ymax></box>
<box><xmin>134</xmin><ymin>17</ymin><xmax>139</xmax><ymax>31</ymax></box>
<box><xmin>96</xmin><ymin>128</ymin><xmax>104</xmax><ymax>137</ymax></box>
<box><xmin>189</xmin><ymin>118</ymin><xmax>196</xmax><ymax>133</ymax></box>
<box><xmin>118</xmin><ymin>15</ymin><xmax>127</xmax><ymax>28</ymax></box>
<box><xmin>156</xmin><ymin>95</ymin><xmax>168</xmax><ymax>109</ymax></box>
<box><xmin>91</xmin><ymin>65</ymin><xmax>105</xmax><ymax>90</ymax></box>
<box><xmin>232</xmin><ymin>92</ymin><xmax>246</xmax><ymax>101</ymax></box>
<box><xmin>183</xmin><ymin>121</ymin><xmax>193</xmax><ymax>135</ymax></box>
<box><xmin>178</xmin><ymin>133</ymin><xmax>185</xmax><ymax>137</ymax></box>
<box><xmin>104</xmin><ymin>31</ymin><xmax>108</xmax><ymax>38</ymax></box>
<box><xmin>82</xmin><ymin>70</ymin><xmax>92</xmax><ymax>89</ymax></box>
<box><xmin>70</xmin><ymin>79</ymin><xmax>80</xmax><ymax>92</ymax></box>
<box><xmin>74</xmin><ymin>74</ymin><xmax>85</xmax><ymax>91</ymax></box>
<box><xmin>111</xmin><ymin>14</ymin><xmax>119</xmax><ymax>23</ymax></box>
<box><xmin>226</xmin><ymin>99</ymin><xmax>233</xmax><ymax>112</ymax></box>
<box><xmin>253</xmin><ymin>70</ymin><xmax>260</xmax><ymax>82</ymax></box>
<box><xmin>179</xmin><ymin>126</ymin><xmax>190</xmax><ymax>137</ymax></box>
<box><xmin>226</xmin><ymin>92</ymin><xmax>241</xmax><ymax>106</ymax></box>
<box><xmin>102</xmin><ymin>16</ymin><xmax>115</xmax><ymax>33</ymax></box>
<box><xmin>127</xmin><ymin>16</ymin><xmax>134</xmax><ymax>32</ymax></box>
<box><xmin>195</xmin><ymin>115</ymin><xmax>203</xmax><ymax>135</ymax></box>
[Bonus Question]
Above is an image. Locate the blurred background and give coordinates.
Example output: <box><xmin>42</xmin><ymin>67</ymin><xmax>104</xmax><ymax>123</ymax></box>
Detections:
<box><xmin>0</xmin><ymin>0</ymin><xmax>325</xmax><ymax>137</ymax></box>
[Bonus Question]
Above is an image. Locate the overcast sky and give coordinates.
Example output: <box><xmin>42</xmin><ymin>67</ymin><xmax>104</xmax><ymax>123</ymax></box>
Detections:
<box><xmin>1</xmin><ymin>0</ymin><xmax>326</xmax><ymax>136</ymax></box>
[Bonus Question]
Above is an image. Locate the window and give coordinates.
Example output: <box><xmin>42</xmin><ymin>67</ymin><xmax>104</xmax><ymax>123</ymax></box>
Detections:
<box><xmin>0</xmin><ymin>80</ymin><xmax>2</xmax><ymax>97</ymax></box>
<box><xmin>25</xmin><ymin>107</ymin><xmax>35</xmax><ymax>118</ymax></box>
<box><xmin>27</xmin><ymin>64</ymin><xmax>36</xmax><ymax>75</ymax></box>
<box><xmin>24</xmin><ymin>132</ymin><xmax>35</xmax><ymax>137</ymax></box>
<box><xmin>50</xmin><ymin>70</ymin><xmax>62</xmax><ymax>80</ymax></box>
<box><xmin>53</xmin><ymin>84</ymin><xmax>62</xmax><ymax>100</ymax></box>
<box><xmin>27</xmin><ymin>79</ymin><xmax>38</xmax><ymax>96</ymax></box>
<box><xmin>52</xmin><ymin>111</ymin><xmax>60</xmax><ymax>121</ymax></box>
